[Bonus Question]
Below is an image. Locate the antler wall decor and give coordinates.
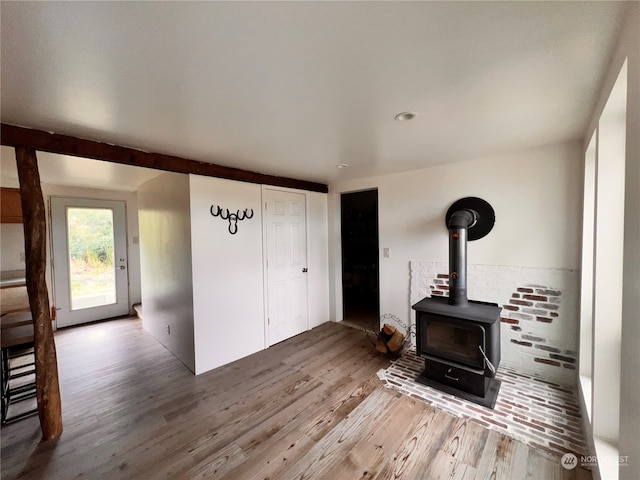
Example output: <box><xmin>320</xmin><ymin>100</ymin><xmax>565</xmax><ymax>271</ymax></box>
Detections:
<box><xmin>210</xmin><ymin>205</ymin><xmax>254</xmax><ymax>234</ymax></box>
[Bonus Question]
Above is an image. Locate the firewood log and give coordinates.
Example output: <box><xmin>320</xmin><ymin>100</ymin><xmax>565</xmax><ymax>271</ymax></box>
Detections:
<box><xmin>387</xmin><ymin>330</ymin><xmax>405</xmax><ymax>352</ymax></box>
<box><xmin>375</xmin><ymin>338</ymin><xmax>388</xmax><ymax>354</ymax></box>
<box><xmin>380</xmin><ymin>324</ymin><xmax>396</xmax><ymax>342</ymax></box>
<box><xmin>382</xmin><ymin>324</ymin><xmax>396</xmax><ymax>336</ymax></box>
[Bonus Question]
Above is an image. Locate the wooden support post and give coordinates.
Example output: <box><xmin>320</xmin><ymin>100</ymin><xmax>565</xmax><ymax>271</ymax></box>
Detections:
<box><xmin>15</xmin><ymin>147</ymin><xmax>63</xmax><ymax>440</ymax></box>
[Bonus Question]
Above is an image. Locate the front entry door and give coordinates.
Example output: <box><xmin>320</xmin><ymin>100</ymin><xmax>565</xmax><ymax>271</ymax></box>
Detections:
<box><xmin>264</xmin><ymin>188</ymin><xmax>308</xmax><ymax>346</ymax></box>
<box><xmin>51</xmin><ymin>197</ymin><xmax>129</xmax><ymax>327</ymax></box>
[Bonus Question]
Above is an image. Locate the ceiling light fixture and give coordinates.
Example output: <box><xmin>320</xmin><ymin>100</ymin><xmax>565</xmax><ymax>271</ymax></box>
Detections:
<box><xmin>336</xmin><ymin>163</ymin><xmax>349</xmax><ymax>169</ymax></box>
<box><xmin>395</xmin><ymin>111</ymin><xmax>417</xmax><ymax>121</ymax></box>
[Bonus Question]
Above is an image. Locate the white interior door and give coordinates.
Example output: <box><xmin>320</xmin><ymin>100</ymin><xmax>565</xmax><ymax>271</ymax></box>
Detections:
<box><xmin>264</xmin><ymin>189</ymin><xmax>308</xmax><ymax>346</ymax></box>
<box><xmin>51</xmin><ymin>197</ymin><xmax>129</xmax><ymax>327</ymax></box>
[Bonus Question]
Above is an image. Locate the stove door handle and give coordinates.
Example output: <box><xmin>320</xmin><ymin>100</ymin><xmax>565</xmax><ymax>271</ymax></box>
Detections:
<box><xmin>444</xmin><ymin>373</ymin><xmax>459</xmax><ymax>382</ymax></box>
<box><xmin>479</xmin><ymin>345</ymin><xmax>496</xmax><ymax>375</ymax></box>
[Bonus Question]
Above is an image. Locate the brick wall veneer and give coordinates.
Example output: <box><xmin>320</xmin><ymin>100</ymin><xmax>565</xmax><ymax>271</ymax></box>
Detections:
<box><xmin>410</xmin><ymin>262</ymin><xmax>579</xmax><ymax>386</ymax></box>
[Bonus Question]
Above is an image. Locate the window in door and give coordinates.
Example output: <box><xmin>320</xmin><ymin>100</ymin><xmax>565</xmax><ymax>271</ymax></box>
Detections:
<box><xmin>51</xmin><ymin>197</ymin><xmax>129</xmax><ymax>328</ymax></box>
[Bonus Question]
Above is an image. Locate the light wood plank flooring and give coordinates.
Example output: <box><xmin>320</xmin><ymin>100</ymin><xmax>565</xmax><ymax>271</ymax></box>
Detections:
<box><xmin>0</xmin><ymin>318</ymin><xmax>591</xmax><ymax>479</ymax></box>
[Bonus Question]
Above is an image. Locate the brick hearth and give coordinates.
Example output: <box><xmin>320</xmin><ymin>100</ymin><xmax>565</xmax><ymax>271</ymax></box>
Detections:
<box><xmin>377</xmin><ymin>349</ymin><xmax>587</xmax><ymax>460</ymax></box>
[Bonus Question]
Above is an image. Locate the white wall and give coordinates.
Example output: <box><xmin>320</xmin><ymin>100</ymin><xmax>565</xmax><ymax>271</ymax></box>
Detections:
<box><xmin>619</xmin><ymin>10</ymin><xmax>640</xmax><ymax>475</ymax></box>
<box><xmin>189</xmin><ymin>176</ymin><xmax>330</xmax><ymax>375</ymax></box>
<box><xmin>138</xmin><ymin>172</ymin><xmax>195</xmax><ymax>372</ymax></box>
<box><xmin>41</xmin><ymin>183</ymin><xmax>142</xmax><ymax>319</ymax></box>
<box><xmin>189</xmin><ymin>175</ymin><xmax>265</xmax><ymax>374</ymax></box>
<box><xmin>306</xmin><ymin>191</ymin><xmax>330</xmax><ymax>329</ymax></box>
<box><xmin>329</xmin><ymin>141</ymin><xmax>583</xmax><ymax>325</ymax></box>
<box><xmin>0</xmin><ymin>223</ymin><xmax>25</xmax><ymax>271</ymax></box>
<box><xmin>580</xmin><ymin>4</ymin><xmax>640</xmax><ymax>479</ymax></box>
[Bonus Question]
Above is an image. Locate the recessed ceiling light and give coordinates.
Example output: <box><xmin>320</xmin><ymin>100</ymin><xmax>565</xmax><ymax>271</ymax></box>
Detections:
<box><xmin>336</xmin><ymin>163</ymin><xmax>349</xmax><ymax>169</ymax></box>
<box><xmin>395</xmin><ymin>112</ymin><xmax>417</xmax><ymax>121</ymax></box>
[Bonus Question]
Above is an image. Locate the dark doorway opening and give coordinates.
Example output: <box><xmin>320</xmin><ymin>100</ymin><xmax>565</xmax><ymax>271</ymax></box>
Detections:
<box><xmin>341</xmin><ymin>189</ymin><xmax>380</xmax><ymax>330</ymax></box>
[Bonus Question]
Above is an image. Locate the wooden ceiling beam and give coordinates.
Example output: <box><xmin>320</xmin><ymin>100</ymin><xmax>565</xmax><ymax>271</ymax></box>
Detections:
<box><xmin>1</xmin><ymin>124</ymin><xmax>328</xmax><ymax>193</ymax></box>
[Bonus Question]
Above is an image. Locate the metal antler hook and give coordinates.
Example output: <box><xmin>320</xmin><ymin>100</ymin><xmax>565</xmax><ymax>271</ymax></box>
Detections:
<box><xmin>236</xmin><ymin>208</ymin><xmax>254</xmax><ymax>221</ymax></box>
<box><xmin>210</xmin><ymin>205</ymin><xmax>253</xmax><ymax>234</ymax></box>
<box><xmin>227</xmin><ymin>212</ymin><xmax>239</xmax><ymax>234</ymax></box>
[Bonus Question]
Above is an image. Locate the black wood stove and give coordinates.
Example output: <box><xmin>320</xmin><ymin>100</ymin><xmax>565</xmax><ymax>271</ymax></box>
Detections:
<box><xmin>412</xmin><ymin>197</ymin><xmax>501</xmax><ymax>408</ymax></box>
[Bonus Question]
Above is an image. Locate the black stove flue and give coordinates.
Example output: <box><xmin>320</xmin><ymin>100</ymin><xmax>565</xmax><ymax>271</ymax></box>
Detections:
<box><xmin>412</xmin><ymin>197</ymin><xmax>502</xmax><ymax>409</ymax></box>
<box><xmin>447</xmin><ymin>207</ymin><xmax>474</xmax><ymax>306</ymax></box>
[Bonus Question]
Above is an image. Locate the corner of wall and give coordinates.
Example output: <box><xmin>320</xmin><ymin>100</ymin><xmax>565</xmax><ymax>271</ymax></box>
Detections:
<box><xmin>138</xmin><ymin>172</ymin><xmax>195</xmax><ymax>372</ymax></box>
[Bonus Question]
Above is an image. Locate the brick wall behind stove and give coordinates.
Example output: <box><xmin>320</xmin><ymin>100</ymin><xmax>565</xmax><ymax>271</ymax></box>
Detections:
<box><xmin>410</xmin><ymin>262</ymin><xmax>580</xmax><ymax>386</ymax></box>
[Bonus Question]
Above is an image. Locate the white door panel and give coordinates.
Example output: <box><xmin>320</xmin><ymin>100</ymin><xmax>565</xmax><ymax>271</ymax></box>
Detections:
<box><xmin>265</xmin><ymin>189</ymin><xmax>308</xmax><ymax>345</ymax></box>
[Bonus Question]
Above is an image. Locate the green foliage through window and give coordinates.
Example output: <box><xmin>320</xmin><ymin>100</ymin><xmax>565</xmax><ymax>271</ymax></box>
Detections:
<box><xmin>67</xmin><ymin>208</ymin><xmax>115</xmax><ymax>267</ymax></box>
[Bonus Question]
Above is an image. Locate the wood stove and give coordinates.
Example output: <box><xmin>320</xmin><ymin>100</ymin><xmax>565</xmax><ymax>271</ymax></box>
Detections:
<box><xmin>412</xmin><ymin>197</ymin><xmax>502</xmax><ymax>408</ymax></box>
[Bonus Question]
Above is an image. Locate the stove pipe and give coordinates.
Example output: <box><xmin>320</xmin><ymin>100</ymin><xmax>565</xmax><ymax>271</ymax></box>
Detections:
<box><xmin>447</xmin><ymin>209</ymin><xmax>477</xmax><ymax>307</ymax></box>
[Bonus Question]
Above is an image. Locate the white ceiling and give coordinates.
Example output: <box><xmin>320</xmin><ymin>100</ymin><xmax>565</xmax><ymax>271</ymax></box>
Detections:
<box><xmin>0</xmin><ymin>1</ymin><xmax>627</xmax><ymax>188</ymax></box>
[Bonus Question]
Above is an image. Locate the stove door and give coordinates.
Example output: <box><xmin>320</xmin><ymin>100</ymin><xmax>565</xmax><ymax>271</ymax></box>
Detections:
<box><xmin>419</xmin><ymin>314</ymin><xmax>486</xmax><ymax>369</ymax></box>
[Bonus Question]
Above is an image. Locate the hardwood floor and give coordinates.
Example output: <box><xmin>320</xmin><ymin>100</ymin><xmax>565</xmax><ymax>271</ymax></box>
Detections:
<box><xmin>0</xmin><ymin>318</ymin><xmax>591</xmax><ymax>479</ymax></box>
